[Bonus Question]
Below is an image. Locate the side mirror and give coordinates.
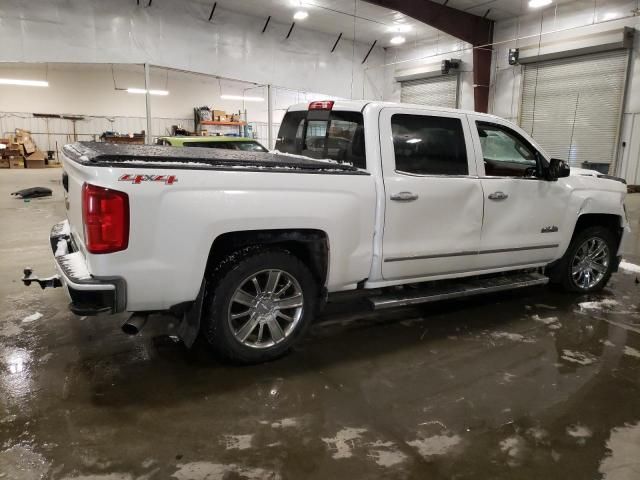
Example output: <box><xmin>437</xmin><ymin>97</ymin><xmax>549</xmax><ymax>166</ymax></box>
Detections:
<box><xmin>546</xmin><ymin>158</ymin><xmax>570</xmax><ymax>181</ymax></box>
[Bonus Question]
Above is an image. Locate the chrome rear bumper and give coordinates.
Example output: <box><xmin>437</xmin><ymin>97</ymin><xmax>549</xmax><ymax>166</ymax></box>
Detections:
<box><xmin>22</xmin><ymin>220</ymin><xmax>126</xmax><ymax>315</ymax></box>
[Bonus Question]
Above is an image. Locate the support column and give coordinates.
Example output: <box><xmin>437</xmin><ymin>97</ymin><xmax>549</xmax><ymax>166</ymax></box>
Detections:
<box><xmin>267</xmin><ymin>84</ymin><xmax>273</xmax><ymax>150</ymax></box>
<box><xmin>144</xmin><ymin>63</ymin><xmax>152</xmax><ymax>144</ymax></box>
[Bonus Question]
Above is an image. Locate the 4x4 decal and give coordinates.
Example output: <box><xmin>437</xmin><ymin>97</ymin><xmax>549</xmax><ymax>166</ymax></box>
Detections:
<box><xmin>118</xmin><ymin>174</ymin><xmax>177</xmax><ymax>185</ymax></box>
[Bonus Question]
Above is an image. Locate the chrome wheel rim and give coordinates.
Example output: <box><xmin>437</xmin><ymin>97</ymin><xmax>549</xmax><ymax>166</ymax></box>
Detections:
<box><xmin>228</xmin><ymin>269</ymin><xmax>304</xmax><ymax>349</ymax></box>
<box><xmin>570</xmin><ymin>237</ymin><xmax>609</xmax><ymax>290</ymax></box>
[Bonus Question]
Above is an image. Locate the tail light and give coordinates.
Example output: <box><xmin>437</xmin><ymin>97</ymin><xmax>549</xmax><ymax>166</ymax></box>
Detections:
<box><xmin>309</xmin><ymin>100</ymin><xmax>334</xmax><ymax>110</ymax></box>
<box><xmin>82</xmin><ymin>183</ymin><xmax>129</xmax><ymax>254</ymax></box>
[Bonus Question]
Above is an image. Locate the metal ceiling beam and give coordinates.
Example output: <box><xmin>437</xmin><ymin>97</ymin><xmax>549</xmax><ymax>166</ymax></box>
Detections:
<box><xmin>364</xmin><ymin>0</ymin><xmax>494</xmax><ymax>113</ymax></box>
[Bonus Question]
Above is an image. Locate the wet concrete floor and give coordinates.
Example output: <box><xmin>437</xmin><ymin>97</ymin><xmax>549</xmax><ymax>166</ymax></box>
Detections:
<box><xmin>1</xmin><ymin>169</ymin><xmax>639</xmax><ymax>479</ymax></box>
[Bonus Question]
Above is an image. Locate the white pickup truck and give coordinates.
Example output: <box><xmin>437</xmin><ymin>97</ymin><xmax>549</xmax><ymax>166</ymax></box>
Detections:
<box><xmin>24</xmin><ymin>100</ymin><xmax>630</xmax><ymax>363</ymax></box>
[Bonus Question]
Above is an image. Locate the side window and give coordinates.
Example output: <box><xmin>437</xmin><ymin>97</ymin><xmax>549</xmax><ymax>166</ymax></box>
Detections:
<box><xmin>476</xmin><ymin>122</ymin><xmax>537</xmax><ymax>177</ymax></box>
<box><xmin>391</xmin><ymin>114</ymin><xmax>468</xmax><ymax>176</ymax></box>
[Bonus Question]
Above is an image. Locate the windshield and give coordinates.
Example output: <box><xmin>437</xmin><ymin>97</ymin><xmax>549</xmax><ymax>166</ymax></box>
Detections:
<box><xmin>275</xmin><ymin>110</ymin><xmax>366</xmax><ymax>169</ymax></box>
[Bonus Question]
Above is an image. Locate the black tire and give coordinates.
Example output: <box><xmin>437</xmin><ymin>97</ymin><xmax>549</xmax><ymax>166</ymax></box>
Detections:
<box><xmin>202</xmin><ymin>247</ymin><xmax>318</xmax><ymax>364</ymax></box>
<box><xmin>550</xmin><ymin>226</ymin><xmax>618</xmax><ymax>293</ymax></box>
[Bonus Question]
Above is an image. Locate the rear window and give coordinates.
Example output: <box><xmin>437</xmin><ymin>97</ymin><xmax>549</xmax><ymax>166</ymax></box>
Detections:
<box><xmin>275</xmin><ymin>110</ymin><xmax>366</xmax><ymax>169</ymax></box>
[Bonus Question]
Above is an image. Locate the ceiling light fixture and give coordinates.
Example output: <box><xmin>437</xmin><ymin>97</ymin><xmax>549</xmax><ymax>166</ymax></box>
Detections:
<box><xmin>387</xmin><ymin>24</ymin><xmax>411</xmax><ymax>33</ymax></box>
<box><xmin>528</xmin><ymin>0</ymin><xmax>552</xmax><ymax>8</ymax></box>
<box><xmin>126</xmin><ymin>88</ymin><xmax>169</xmax><ymax>95</ymax></box>
<box><xmin>602</xmin><ymin>11</ymin><xmax>619</xmax><ymax>20</ymax></box>
<box><xmin>220</xmin><ymin>94</ymin><xmax>264</xmax><ymax>102</ymax></box>
<box><xmin>293</xmin><ymin>11</ymin><xmax>308</xmax><ymax>20</ymax></box>
<box><xmin>0</xmin><ymin>78</ymin><xmax>48</xmax><ymax>87</ymax></box>
<box><xmin>390</xmin><ymin>36</ymin><xmax>406</xmax><ymax>45</ymax></box>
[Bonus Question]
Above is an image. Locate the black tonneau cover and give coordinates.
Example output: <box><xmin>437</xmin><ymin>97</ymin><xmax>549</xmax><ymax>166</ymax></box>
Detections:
<box><xmin>63</xmin><ymin>142</ymin><xmax>366</xmax><ymax>175</ymax></box>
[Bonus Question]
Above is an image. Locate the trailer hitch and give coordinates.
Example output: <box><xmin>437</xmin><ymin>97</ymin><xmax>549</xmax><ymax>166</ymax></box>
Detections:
<box><xmin>22</xmin><ymin>268</ymin><xmax>62</xmax><ymax>290</ymax></box>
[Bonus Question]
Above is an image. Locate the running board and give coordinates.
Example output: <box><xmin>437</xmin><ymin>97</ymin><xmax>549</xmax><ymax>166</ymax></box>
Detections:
<box><xmin>369</xmin><ymin>272</ymin><xmax>549</xmax><ymax>310</ymax></box>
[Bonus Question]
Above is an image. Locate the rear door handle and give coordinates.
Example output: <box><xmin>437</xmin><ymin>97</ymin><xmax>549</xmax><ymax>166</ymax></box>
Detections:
<box><xmin>390</xmin><ymin>192</ymin><xmax>419</xmax><ymax>202</ymax></box>
<box><xmin>488</xmin><ymin>191</ymin><xmax>508</xmax><ymax>201</ymax></box>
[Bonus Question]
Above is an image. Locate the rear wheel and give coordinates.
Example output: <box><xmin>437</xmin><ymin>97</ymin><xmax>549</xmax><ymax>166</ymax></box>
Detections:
<box><xmin>551</xmin><ymin>226</ymin><xmax>617</xmax><ymax>293</ymax></box>
<box><xmin>202</xmin><ymin>248</ymin><xmax>317</xmax><ymax>364</ymax></box>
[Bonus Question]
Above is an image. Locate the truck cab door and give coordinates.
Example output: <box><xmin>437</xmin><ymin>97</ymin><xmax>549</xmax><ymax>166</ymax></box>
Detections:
<box><xmin>379</xmin><ymin>108</ymin><xmax>484</xmax><ymax>281</ymax></box>
<box><xmin>467</xmin><ymin>115</ymin><xmax>570</xmax><ymax>270</ymax></box>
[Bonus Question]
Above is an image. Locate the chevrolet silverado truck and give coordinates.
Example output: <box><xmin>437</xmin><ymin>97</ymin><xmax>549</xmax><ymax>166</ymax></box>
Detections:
<box><xmin>23</xmin><ymin>100</ymin><xmax>630</xmax><ymax>363</ymax></box>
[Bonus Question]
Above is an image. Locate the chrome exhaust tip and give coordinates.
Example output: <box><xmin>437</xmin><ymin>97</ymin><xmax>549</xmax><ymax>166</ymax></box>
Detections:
<box><xmin>122</xmin><ymin>313</ymin><xmax>148</xmax><ymax>335</ymax></box>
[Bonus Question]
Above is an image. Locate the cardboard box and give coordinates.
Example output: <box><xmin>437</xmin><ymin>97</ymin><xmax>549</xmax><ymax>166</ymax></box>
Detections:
<box><xmin>22</xmin><ymin>140</ymin><xmax>36</xmax><ymax>155</ymax></box>
<box><xmin>0</xmin><ymin>159</ymin><xmax>9</xmax><ymax>169</ymax></box>
<box><xmin>8</xmin><ymin>157</ymin><xmax>24</xmax><ymax>169</ymax></box>
<box><xmin>27</xmin><ymin>150</ymin><xmax>46</xmax><ymax>161</ymax></box>
<box><xmin>212</xmin><ymin>110</ymin><xmax>226</xmax><ymax>118</ymax></box>
<box><xmin>26</xmin><ymin>159</ymin><xmax>46</xmax><ymax>169</ymax></box>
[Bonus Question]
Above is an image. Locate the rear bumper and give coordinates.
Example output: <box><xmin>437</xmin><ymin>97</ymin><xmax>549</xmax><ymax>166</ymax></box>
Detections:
<box><xmin>50</xmin><ymin>220</ymin><xmax>126</xmax><ymax>315</ymax></box>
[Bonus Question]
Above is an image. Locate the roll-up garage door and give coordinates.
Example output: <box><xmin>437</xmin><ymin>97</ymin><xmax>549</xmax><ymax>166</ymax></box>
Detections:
<box><xmin>520</xmin><ymin>50</ymin><xmax>628</xmax><ymax>171</ymax></box>
<box><xmin>400</xmin><ymin>75</ymin><xmax>458</xmax><ymax>108</ymax></box>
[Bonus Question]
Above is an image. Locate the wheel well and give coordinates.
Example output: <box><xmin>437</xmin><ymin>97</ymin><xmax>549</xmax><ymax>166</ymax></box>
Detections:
<box><xmin>572</xmin><ymin>214</ymin><xmax>623</xmax><ymax>245</ymax></box>
<box><xmin>206</xmin><ymin>229</ymin><xmax>329</xmax><ymax>286</ymax></box>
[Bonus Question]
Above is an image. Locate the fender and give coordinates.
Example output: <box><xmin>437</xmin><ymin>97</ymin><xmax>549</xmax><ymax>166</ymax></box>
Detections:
<box><xmin>556</xmin><ymin>185</ymin><xmax>627</xmax><ymax>259</ymax></box>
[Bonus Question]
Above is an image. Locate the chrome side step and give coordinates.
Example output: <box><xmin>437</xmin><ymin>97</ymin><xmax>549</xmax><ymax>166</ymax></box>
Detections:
<box><xmin>369</xmin><ymin>272</ymin><xmax>549</xmax><ymax>310</ymax></box>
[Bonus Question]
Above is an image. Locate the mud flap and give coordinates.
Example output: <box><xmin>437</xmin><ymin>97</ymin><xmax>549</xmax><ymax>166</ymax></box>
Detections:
<box><xmin>177</xmin><ymin>280</ymin><xmax>206</xmax><ymax>348</ymax></box>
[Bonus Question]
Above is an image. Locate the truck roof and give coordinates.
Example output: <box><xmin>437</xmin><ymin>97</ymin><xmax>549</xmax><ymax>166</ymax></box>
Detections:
<box><xmin>286</xmin><ymin>100</ymin><xmax>503</xmax><ymax>121</ymax></box>
<box><xmin>62</xmin><ymin>142</ymin><xmax>367</xmax><ymax>175</ymax></box>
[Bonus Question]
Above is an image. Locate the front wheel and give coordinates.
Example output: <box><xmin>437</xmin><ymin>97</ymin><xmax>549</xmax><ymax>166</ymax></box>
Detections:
<box><xmin>551</xmin><ymin>226</ymin><xmax>618</xmax><ymax>293</ymax></box>
<box><xmin>202</xmin><ymin>248</ymin><xmax>318</xmax><ymax>364</ymax></box>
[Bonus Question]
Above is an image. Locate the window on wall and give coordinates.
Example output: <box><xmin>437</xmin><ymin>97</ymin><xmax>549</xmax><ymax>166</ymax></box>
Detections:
<box><xmin>391</xmin><ymin>114</ymin><xmax>468</xmax><ymax>175</ymax></box>
<box><xmin>476</xmin><ymin>122</ymin><xmax>538</xmax><ymax>178</ymax></box>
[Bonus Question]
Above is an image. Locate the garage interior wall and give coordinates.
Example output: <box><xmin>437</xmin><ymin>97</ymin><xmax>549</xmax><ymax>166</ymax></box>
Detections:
<box><xmin>0</xmin><ymin>63</ymin><xmax>335</xmax><ymax>152</ymax></box>
<box><xmin>380</xmin><ymin>30</ymin><xmax>475</xmax><ymax>111</ymax></box>
<box><xmin>0</xmin><ymin>1</ymin><xmax>384</xmax><ymax>101</ymax></box>
<box><xmin>379</xmin><ymin>2</ymin><xmax>640</xmax><ymax>184</ymax></box>
<box><xmin>487</xmin><ymin>3</ymin><xmax>640</xmax><ymax>184</ymax></box>
<box><xmin>0</xmin><ymin>0</ymin><xmax>384</xmax><ymax>152</ymax></box>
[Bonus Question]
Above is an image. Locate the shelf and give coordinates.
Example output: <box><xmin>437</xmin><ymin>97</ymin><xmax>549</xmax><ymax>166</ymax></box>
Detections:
<box><xmin>199</xmin><ymin>121</ymin><xmax>246</xmax><ymax>126</ymax></box>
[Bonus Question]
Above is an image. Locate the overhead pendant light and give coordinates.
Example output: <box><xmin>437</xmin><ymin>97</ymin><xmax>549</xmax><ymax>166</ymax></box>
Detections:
<box><xmin>0</xmin><ymin>79</ymin><xmax>48</xmax><ymax>87</ymax></box>
<box><xmin>390</xmin><ymin>36</ymin><xmax>406</xmax><ymax>45</ymax></box>
<box><xmin>529</xmin><ymin>0</ymin><xmax>552</xmax><ymax>8</ymax></box>
<box><xmin>126</xmin><ymin>88</ymin><xmax>169</xmax><ymax>96</ymax></box>
<box><xmin>293</xmin><ymin>11</ymin><xmax>308</xmax><ymax>20</ymax></box>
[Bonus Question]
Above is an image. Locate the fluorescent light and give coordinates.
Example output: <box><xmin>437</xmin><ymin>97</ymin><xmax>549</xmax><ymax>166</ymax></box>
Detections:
<box><xmin>293</xmin><ymin>10</ymin><xmax>308</xmax><ymax>20</ymax></box>
<box><xmin>221</xmin><ymin>94</ymin><xmax>264</xmax><ymax>102</ymax></box>
<box><xmin>387</xmin><ymin>24</ymin><xmax>411</xmax><ymax>33</ymax></box>
<box><xmin>602</xmin><ymin>12</ymin><xmax>619</xmax><ymax>21</ymax></box>
<box><xmin>390</xmin><ymin>36</ymin><xmax>406</xmax><ymax>45</ymax></box>
<box><xmin>529</xmin><ymin>0</ymin><xmax>552</xmax><ymax>8</ymax></box>
<box><xmin>406</xmin><ymin>138</ymin><xmax>421</xmax><ymax>144</ymax></box>
<box><xmin>0</xmin><ymin>78</ymin><xmax>48</xmax><ymax>87</ymax></box>
<box><xmin>126</xmin><ymin>88</ymin><xmax>169</xmax><ymax>96</ymax></box>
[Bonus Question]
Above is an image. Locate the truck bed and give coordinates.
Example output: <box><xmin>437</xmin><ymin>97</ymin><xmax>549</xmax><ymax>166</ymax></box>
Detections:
<box><xmin>63</xmin><ymin>142</ymin><xmax>366</xmax><ymax>175</ymax></box>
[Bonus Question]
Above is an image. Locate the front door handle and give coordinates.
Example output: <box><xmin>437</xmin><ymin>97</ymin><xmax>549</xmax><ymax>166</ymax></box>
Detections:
<box><xmin>488</xmin><ymin>191</ymin><xmax>509</xmax><ymax>201</ymax></box>
<box><xmin>390</xmin><ymin>191</ymin><xmax>419</xmax><ymax>202</ymax></box>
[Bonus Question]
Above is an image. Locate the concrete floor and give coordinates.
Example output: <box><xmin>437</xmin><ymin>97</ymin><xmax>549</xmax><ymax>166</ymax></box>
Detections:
<box><xmin>1</xmin><ymin>168</ymin><xmax>640</xmax><ymax>480</ymax></box>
